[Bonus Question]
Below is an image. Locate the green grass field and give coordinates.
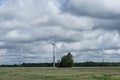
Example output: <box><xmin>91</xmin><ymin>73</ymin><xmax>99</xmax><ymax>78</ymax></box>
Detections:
<box><xmin>0</xmin><ymin>67</ymin><xmax>119</xmax><ymax>80</ymax></box>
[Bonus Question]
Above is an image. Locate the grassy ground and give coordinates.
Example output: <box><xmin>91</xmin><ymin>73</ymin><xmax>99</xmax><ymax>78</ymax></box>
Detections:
<box><xmin>0</xmin><ymin>67</ymin><xmax>119</xmax><ymax>80</ymax></box>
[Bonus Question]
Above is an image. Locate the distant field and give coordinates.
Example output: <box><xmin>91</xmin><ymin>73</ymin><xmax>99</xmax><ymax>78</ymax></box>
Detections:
<box><xmin>0</xmin><ymin>67</ymin><xmax>119</xmax><ymax>80</ymax></box>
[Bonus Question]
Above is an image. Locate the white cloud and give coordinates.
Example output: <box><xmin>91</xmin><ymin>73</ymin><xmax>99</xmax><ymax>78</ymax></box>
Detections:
<box><xmin>2</xmin><ymin>30</ymin><xmax>31</xmax><ymax>42</ymax></box>
<box><xmin>105</xmin><ymin>49</ymin><xmax>120</xmax><ymax>54</ymax></box>
<box><xmin>0</xmin><ymin>49</ymin><xmax>7</xmax><ymax>55</ymax></box>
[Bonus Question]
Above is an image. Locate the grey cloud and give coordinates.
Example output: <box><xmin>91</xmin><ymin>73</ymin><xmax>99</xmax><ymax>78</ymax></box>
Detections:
<box><xmin>58</xmin><ymin>0</ymin><xmax>120</xmax><ymax>32</ymax></box>
<box><xmin>59</xmin><ymin>0</ymin><xmax>120</xmax><ymax>19</ymax></box>
<box><xmin>94</xmin><ymin>19</ymin><xmax>120</xmax><ymax>31</ymax></box>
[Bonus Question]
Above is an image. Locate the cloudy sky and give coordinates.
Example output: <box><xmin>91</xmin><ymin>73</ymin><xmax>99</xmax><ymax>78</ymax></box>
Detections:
<box><xmin>0</xmin><ymin>0</ymin><xmax>120</xmax><ymax>64</ymax></box>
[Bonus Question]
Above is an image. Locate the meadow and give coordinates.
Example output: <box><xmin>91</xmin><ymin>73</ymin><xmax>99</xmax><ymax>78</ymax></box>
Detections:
<box><xmin>0</xmin><ymin>67</ymin><xmax>119</xmax><ymax>80</ymax></box>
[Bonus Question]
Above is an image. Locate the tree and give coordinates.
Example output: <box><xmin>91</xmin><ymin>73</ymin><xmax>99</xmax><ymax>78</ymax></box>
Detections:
<box><xmin>59</xmin><ymin>52</ymin><xmax>74</xmax><ymax>67</ymax></box>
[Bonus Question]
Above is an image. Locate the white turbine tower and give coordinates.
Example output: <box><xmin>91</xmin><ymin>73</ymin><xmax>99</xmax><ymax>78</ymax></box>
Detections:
<box><xmin>51</xmin><ymin>42</ymin><xmax>56</xmax><ymax>67</ymax></box>
<box><xmin>102</xmin><ymin>44</ymin><xmax>104</xmax><ymax>63</ymax></box>
<box><xmin>19</xmin><ymin>48</ymin><xmax>23</xmax><ymax>65</ymax></box>
<box><xmin>102</xmin><ymin>36</ymin><xmax>105</xmax><ymax>63</ymax></box>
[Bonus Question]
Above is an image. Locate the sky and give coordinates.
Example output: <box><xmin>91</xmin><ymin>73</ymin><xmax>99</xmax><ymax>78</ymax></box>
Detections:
<box><xmin>0</xmin><ymin>0</ymin><xmax>120</xmax><ymax>64</ymax></box>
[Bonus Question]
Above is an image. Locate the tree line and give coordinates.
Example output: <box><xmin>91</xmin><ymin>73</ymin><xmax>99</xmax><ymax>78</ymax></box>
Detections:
<box><xmin>0</xmin><ymin>52</ymin><xmax>120</xmax><ymax>67</ymax></box>
<box><xmin>0</xmin><ymin>62</ymin><xmax>120</xmax><ymax>67</ymax></box>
